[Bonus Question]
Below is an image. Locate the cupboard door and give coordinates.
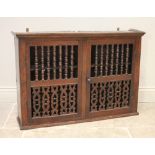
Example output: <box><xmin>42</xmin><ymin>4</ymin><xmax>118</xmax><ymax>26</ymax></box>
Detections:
<box><xmin>26</xmin><ymin>40</ymin><xmax>83</xmax><ymax>125</ymax></box>
<box><xmin>86</xmin><ymin>39</ymin><xmax>135</xmax><ymax>118</ymax></box>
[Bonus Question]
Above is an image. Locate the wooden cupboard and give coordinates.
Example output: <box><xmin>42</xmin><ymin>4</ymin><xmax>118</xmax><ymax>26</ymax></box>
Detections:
<box><xmin>13</xmin><ymin>29</ymin><xmax>145</xmax><ymax>129</ymax></box>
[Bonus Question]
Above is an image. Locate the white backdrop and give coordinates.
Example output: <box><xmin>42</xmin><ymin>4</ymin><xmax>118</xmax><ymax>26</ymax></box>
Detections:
<box><xmin>0</xmin><ymin>17</ymin><xmax>155</xmax><ymax>103</ymax></box>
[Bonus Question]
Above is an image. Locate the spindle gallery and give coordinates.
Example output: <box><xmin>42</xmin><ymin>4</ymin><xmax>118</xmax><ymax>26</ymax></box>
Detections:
<box><xmin>13</xmin><ymin>29</ymin><xmax>145</xmax><ymax>129</ymax></box>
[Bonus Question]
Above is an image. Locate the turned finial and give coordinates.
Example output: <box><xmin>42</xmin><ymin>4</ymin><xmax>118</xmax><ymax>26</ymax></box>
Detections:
<box><xmin>117</xmin><ymin>27</ymin><xmax>120</xmax><ymax>31</ymax></box>
<box><xmin>26</xmin><ymin>28</ymin><xmax>29</xmax><ymax>32</ymax></box>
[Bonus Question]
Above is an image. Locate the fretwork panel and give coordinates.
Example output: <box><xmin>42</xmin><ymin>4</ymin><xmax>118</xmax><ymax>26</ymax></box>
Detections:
<box><xmin>91</xmin><ymin>44</ymin><xmax>133</xmax><ymax>77</ymax></box>
<box><xmin>30</xmin><ymin>45</ymin><xmax>78</xmax><ymax>81</ymax></box>
<box><xmin>31</xmin><ymin>84</ymin><xmax>78</xmax><ymax>118</ymax></box>
<box><xmin>90</xmin><ymin>80</ymin><xmax>131</xmax><ymax>112</ymax></box>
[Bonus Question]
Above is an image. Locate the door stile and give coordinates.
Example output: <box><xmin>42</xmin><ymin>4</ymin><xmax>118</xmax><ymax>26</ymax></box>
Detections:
<box><xmin>77</xmin><ymin>40</ymin><xmax>83</xmax><ymax>117</ymax></box>
<box><xmin>85</xmin><ymin>41</ymin><xmax>92</xmax><ymax>117</ymax></box>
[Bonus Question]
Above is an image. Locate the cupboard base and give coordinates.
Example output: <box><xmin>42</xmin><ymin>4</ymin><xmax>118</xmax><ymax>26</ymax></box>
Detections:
<box><xmin>17</xmin><ymin>111</ymin><xmax>139</xmax><ymax>130</ymax></box>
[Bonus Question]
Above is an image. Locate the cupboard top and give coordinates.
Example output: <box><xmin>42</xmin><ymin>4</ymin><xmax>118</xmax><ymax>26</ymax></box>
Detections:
<box><xmin>13</xmin><ymin>29</ymin><xmax>145</xmax><ymax>38</ymax></box>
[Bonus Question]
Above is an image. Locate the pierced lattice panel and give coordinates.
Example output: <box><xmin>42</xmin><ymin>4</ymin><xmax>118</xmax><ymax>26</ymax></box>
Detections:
<box><xmin>90</xmin><ymin>80</ymin><xmax>131</xmax><ymax>112</ymax></box>
<box><xmin>31</xmin><ymin>84</ymin><xmax>78</xmax><ymax>118</ymax></box>
<box><xmin>91</xmin><ymin>44</ymin><xmax>133</xmax><ymax>77</ymax></box>
<box><xmin>30</xmin><ymin>45</ymin><xmax>78</xmax><ymax>81</ymax></box>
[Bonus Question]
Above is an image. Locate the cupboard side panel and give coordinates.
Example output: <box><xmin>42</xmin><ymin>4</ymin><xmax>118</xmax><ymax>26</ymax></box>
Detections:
<box><xmin>14</xmin><ymin>36</ymin><xmax>21</xmax><ymax>123</ymax></box>
<box><xmin>130</xmin><ymin>37</ymin><xmax>142</xmax><ymax>112</ymax></box>
<box><xmin>18</xmin><ymin>39</ymin><xmax>29</xmax><ymax>127</ymax></box>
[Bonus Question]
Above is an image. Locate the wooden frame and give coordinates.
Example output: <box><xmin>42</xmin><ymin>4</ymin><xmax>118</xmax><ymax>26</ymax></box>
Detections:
<box><xmin>13</xmin><ymin>30</ymin><xmax>145</xmax><ymax>129</ymax></box>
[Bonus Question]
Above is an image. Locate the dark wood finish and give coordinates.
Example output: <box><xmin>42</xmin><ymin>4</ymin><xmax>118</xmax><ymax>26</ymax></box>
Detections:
<box><xmin>115</xmin><ymin>44</ymin><xmax>119</xmax><ymax>74</ymax></box>
<box><xmin>47</xmin><ymin>46</ymin><xmax>50</xmax><ymax>80</ymax></box>
<box><xmin>65</xmin><ymin>46</ymin><xmax>68</xmax><ymax>79</ymax></box>
<box><xmin>53</xmin><ymin>46</ymin><xmax>56</xmax><ymax>79</ymax></box>
<box><xmin>70</xmin><ymin>46</ymin><xmax>74</xmax><ymax>78</ymax></box>
<box><xmin>59</xmin><ymin>46</ymin><xmax>62</xmax><ymax>79</ymax></box>
<box><xmin>35</xmin><ymin>46</ymin><xmax>38</xmax><ymax>81</ymax></box>
<box><xmin>100</xmin><ymin>45</ymin><xmax>103</xmax><ymax>76</ymax></box>
<box><xmin>14</xmin><ymin>29</ymin><xmax>145</xmax><ymax>129</ymax></box>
